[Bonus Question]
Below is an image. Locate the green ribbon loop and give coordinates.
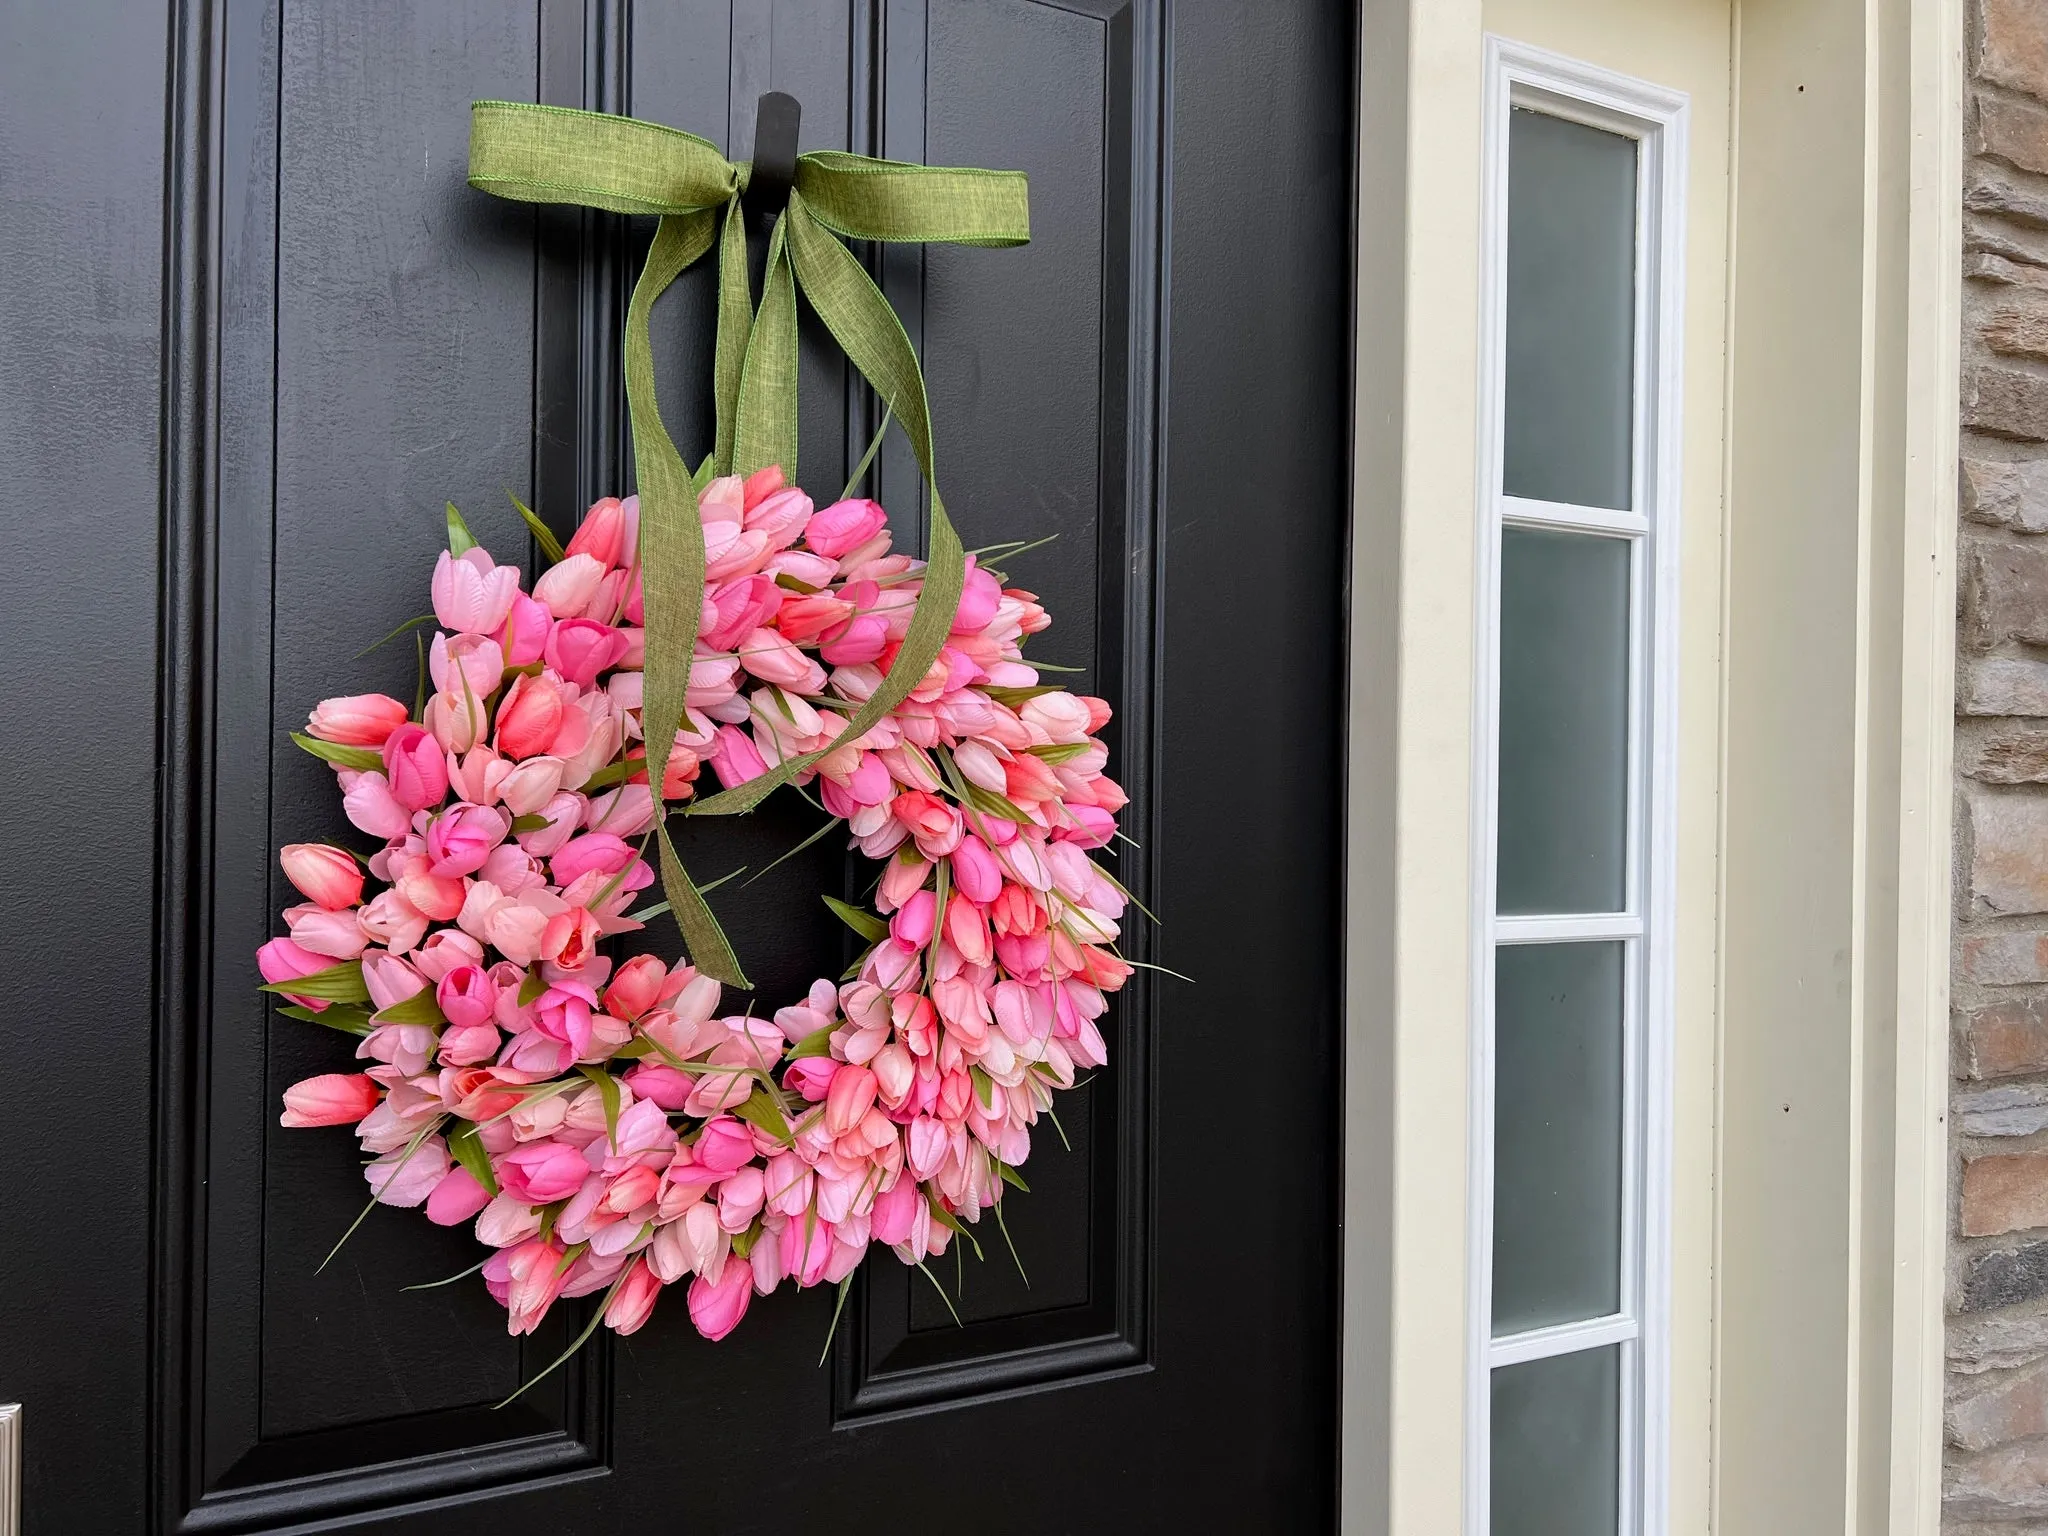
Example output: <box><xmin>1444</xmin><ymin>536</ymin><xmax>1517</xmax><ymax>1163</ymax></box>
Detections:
<box><xmin>466</xmin><ymin>100</ymin><xmax>1028</xmax><ymax>987</ymax></box>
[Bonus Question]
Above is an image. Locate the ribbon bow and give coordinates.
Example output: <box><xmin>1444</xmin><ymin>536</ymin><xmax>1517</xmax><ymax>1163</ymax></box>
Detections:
<box><xmin>467</xmin><ymin>100</ymin><xmax>1029</xmax><ymax>986</ymax></box>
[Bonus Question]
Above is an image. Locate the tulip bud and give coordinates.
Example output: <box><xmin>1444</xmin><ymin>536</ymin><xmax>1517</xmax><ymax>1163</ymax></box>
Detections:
<box><xmin>280</xmin><ymin>1072</ymin><xmax>381</xmax><ymax>1128</ymax></box>
<box><xmin>279</xmin><ymin>843</ymin><xmax>363</xmax><ymax>910</ymax></box>
<box><xmin>306</xmin><ymin>692</ymin><xmax>409</xmax><ymax>747</ymax></box>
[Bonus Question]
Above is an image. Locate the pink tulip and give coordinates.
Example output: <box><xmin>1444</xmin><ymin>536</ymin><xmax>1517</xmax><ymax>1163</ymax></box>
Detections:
<box><xmin>357</xmin><ymin>888</ymin><xmax>429</xmax><ymax>952</ymax></box>
<box><xmin>501</xmin><ymin>592</ymin><xmax>552</xmax><ymax>667</ymax></box>
<box><xmin>708</xmin><ymin>725</ymin><xmax>769</xmax><ymax>789</ymax></box>
<box><xmin>870</xmin><ymin>1173</ymin><xmax>920</xmax><ymax>1246</ymax></box>
<box><xmin>257</xmin><ymin>936</ymin><xmax>335</xmax><ymax>1011</ymax></box>
<box><xmin>339</xmin><ymin>770</ymin><xmax>411</xmax><ymax>839</ymax></box>
<box><xmin>735</xmin><ymin>626</ymin><xmax>824</xmax><ymax>691</ymax></box>
<box><xmin>531</xmin><ymin>982</ymin><xmax>597</xmax><ymax>1059</ymax></box>
<box><xmin>280</xmin><ymin>1072</ymin><xmax>380</xmax><ymax>1128</ymax></box>
<box><xmin>1055</xmin><ymin>803</ymin><xmax>1116</xmax><ymax>848</ymax></box>
<box><xmin>804</xmin><ymin>497</ymin><xmax>888</xmax><ymax>559</ymax></box>
<box><xmin>429</xmin><ymin>631</ymin><xmax>506</xmax><ymax>700</ymax></box>
<box><xmin>425</xmin><ymin>1164</ymin><xmax>494</xmax><ymax>1226</ymax></box>
<box><xmin>951</xmin><ymin>560</ymin><xmax>1002</xmax><ymax>634</ymax></box>
<box><xmin>497</xmin><ymin>755</ymin><xmax>566</xmax><ymax>817</ymax></box>
<box><xmin>365</xmin><ymin>1136</ymin><xmax>450</xmax><ymax>1207</ymax></box>
<box><xmin>284</xmin><ymin>903</ymin><xmax>368</xmax><ymax>959</ymax></box>
<box><xmin>307</xmin><ymin>692</ymin><xmax>409</xmax><ymax>747</ymax></box>
<box><xmin>279</xmin><ymin>843</ymin><xmax>363</xmax><ymax>909</ymax></box>
<box><xmin>741</xmin><ymin>465</ymin><xmax>785</xmax><ymax>509</ymax></box>
<box><xmin>775</xmin><ymin>591</ymin><xmax>852</xmax><ymax>645</ymax></box>
<box><xmin>381</xmin><ymin>724</ymin><xmax>449</xmax><ymax>812</ymax></box>
<box><xmin>494</xmin><ymin>1237</ymin><xmax>574</xmax><ymax>1336</ymax></box>
<box><xmin>701</xmin><ymin>574</ymin><xmax>783</xmax><ymax>651</ymax></box>
<box><xmin>687</xmin><ymin>1256</ymin><xmax>753</xmax><ymax>1340</ymax></box>
<box><xmin>495</xmin><ymin>673</ymin><xmax>566</xmax><ymax>761</ymax></box>
<box><xmin>602</xmin><ymin>955</ymin><xmax>668</xmax><ymax>1022</ymax></box>
<box><xmin>605</xmin><ymin>1257</ymin><xmax>661</xmax><ymax>1335</ymax></box>
<box><xmin>549</xmin><ymin>832</ymin><xmax>632</xmax><ymax>887</ymax></box>
<box><xmin>824</xmin><ymin>1064</ymin><xmax>879</xmax><ymax>1137</ymax></box>
<box><xmin>496</xmin><ymin>1139</ymin><xmax>591</xmax><ymax>1205</ymax></box>
<box><xmin>889</xmin><ymin>888</ymin><xmax>937</xmax><ymax>948</ymax></box>
<box><xmin>432</xmin><ymin>547</ymin><xmax>521</xmax><ymax>634</ymax></box>
<box><xmin>540</xmin><ymin>907</ymin><xmax>602</xmax><ymax>973</ymax></box>
<box><xmin>745</xmin><ymin>486</ymin><xmax>813</xmax><ymax>548</ymax></box>
<box><xmin>544</xmin><ymin>618</ymin><xmax>626</xmax><ymax>688</ymax></box>
<box><xmin>425</xmin><ymin>802</ymin><xmax>508</xmax><ymax>878</ymax></box>
<box><xmin>533</xmin><ymin>552</ymin><xmax>606</xmax><ymax>619</ymax></box>
<box><xmin>892</xmin><ymin>791</ymin><xmax>963</xmax><ymax>859</ymax></box>
<box><xmin>819</xmin><ymin>611</ymin><xmax>889</xmax><ymax>665</ymax></box>
<box><xmin>566</xmin><ymin>497</ymin><xmax>627</xmax><ymax>569</ymax></box>
<box><xmin>694</xmin><ymin>1115</ymin><xmax>755</xmax><ymax>1174</ymax></box>
<box><xmin>436</xmin><ymin>965</ymin><xmax>496</xmax><ymax>1029</ymax></box>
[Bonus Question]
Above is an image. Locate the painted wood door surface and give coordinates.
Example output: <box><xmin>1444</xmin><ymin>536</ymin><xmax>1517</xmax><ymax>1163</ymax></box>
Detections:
<box><xmin>0</xmin><ymin>2</ymin><xmax>1352</xmax><ymax>1529</ymax></box>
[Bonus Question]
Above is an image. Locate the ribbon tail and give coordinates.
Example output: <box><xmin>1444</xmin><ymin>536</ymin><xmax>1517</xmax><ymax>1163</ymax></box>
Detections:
<box><xmin>627</xmin><ymin>211</ymin><xmax>749</xmax><ymax>986</ymax></box>
<box><xmin>712</xmin><ymin>197</ymin><xmax>751</xmax><ymax>476</ymax></box>
<box><xmin>732</xmin><ymin>209</ymin><xmax>801</xmax><ymax>481</ymax></box>
<box><xmin>688</xmin><ymin>195</ymin><xmax>966</xmax><ymax>819</ymax></box>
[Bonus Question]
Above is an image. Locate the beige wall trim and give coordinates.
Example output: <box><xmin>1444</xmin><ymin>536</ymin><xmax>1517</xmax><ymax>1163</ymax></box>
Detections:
<box><xmin>1344</xmin><ymin>0</ymin><xmax>1961</xmax><ymax>1531</ymax></box>
<box><xmin>1345</xmin><ymin>0</ymin><xmax>1485</xmax><ymax>1531</ymax></box>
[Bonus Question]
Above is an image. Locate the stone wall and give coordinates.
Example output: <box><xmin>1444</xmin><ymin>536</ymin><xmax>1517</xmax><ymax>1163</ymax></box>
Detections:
<box><xmin>1952</xmin><ymin>1</ymin><xmax>2048</xmax><ymax>1526</ymax></box>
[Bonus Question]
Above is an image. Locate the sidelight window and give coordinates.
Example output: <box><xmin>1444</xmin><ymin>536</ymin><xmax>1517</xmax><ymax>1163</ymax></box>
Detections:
<box><xmin>1469</xmin><ymin>39</ymin><xmax>1688</xmax><ymax>1536</ymax></box>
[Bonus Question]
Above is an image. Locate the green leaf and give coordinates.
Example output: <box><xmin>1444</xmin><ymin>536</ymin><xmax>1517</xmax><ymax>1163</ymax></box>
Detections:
<box><xmin>744</xmin><ymin>813</ymin><xmax>844</xmax><ymax>887</ymax></box>
<box><xmin>690</xmin><ymin>452</ymin><xmax>717</xmax><ymax>495</ymax></box>
<box><xmin>1026</xmin><ymin>741</ymin><xmax>1093</xmax><ymax>765</ymax></box>
<box><xmin>351</xmin><ymin>611</ymin><xmax>436</xmax><ymax>661</ymax></box>
<box><xmin>1046</xmin><ymin>1108</ymin><xmax>1072</xmax><ymax>1152</ymax></box>
<box><xmin>995</xmin><ymin>1160</ymin><xmax>1030</xmax><ymax>1194</ymax></box>
<box><xmin>275</xmin><ymin>1003</ymin><xmax>373</xmax><ymax>1036</ymax></box>
<box><xmin>290</xmin><ymin>731</ymin><xmax>384</xmax><ymax>772</ymax></box>
<box><xmin>508</xmin><ymin>491</ymin><xmax>566</xmax><ymax>564</ymax></box>
<box><xmin>818</xmin><ymin>1271</ymin><xmax>856</xmax><ymax>1366</ymax></box>
<box><xmin>773</xmin><ymin>571</ymin><xmax>823</xmax><ymax>596</ymax></box>
<box><xmin>578</xmin><ymin>1064</ymin><xmax>623</xmax><ymax>1144</ymax></box>
<box><xmin>494</xmin><ymin>1265</ymin><xmax>628</xmax><ymax>1410</ymax></box>
<box><xmin>580</xmin><ymin>757</ymin><xmax>641</xmax><ymax>791</ymax></box>
<box><xmin>914</xmin><ymin>1260</ymin><xmax>963</xmax><ymax>1327</ymax></box>
<box><xmin>508</xmin><ymin>812</ymin><xmax>553</xmax><ymax>833</ymax></box>
<box><xmin>839</xmin><ymin>403</ymin><xmax>894</xmax><ymax>501</ymax></box>
<box><xmin>983</xmin><ymin>684</ymin><xmax>1064</xmax><ymax>709</ymax></box>
<box><xmin>786</xmin><ymin>1024</ymin><xmax>837</xmax><ymax>1060</ymax></box>
<box><xmin>730</xmin><ymin>1216</ymin><xmax>762</xmax><ymax>1260</ymax></box>
<box><xmin>821</xmin><ymin>893</ymin><xmax>889</xmax><ymax>943</ymax></box>
<box><xmin>372</xmin><ymin>989</ymin><xmax>447</xmax><ymax>1027</ymax></box>
<box><xmin>260</xmin><ymin>959</ymin><xmax>371</xmax><ymax>1004</ymax></box>
<box><xmin>923</xmin><ymin>1194</ymin><xmax>984</xmax><ymax>1262</ymax></box>
<box><xmin>445</xmin><ymin>500</ymin><xmax>479</xmax><ymax>555</ymax></box>
<box><xmin>611</xmin><ymin>1037</ymin><xmax>656</xmax><ymax>1059</ymax></box>
<box><xmin>991</xmin><ymin>1191</ymin><xmax>1030</xmax><ymax>1289</ymax></box>
<box><xmin>731</xmin><ymin>1088</ymin><xmax>793</xmax><ymax>1141</ymax></box>
<box><xmin>969</xmin><ymin>1064</ymin><xmax>994</xmax><ymax>1112</ymax></box>
<box><xmin>517</xmin><ymin>970</ymin><xmax>547</xmax><ymax>1006</ymax></box>
<box><xmin>446</xmin><ymin>1122</ymin><xmax>500</xmax><ymax>1197</ymax></box>
<box><xmin>401</xmin><ymin>1254</ymin><xmax>491</xmax><ymax>1292</ymax></box>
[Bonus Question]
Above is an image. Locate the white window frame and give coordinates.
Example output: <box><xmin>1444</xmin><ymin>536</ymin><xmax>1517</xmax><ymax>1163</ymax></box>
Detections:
<box><xmin>1466</xmin><ymin>37</ymin><xmax>1688</xmax><ymax>1536</ymax></box>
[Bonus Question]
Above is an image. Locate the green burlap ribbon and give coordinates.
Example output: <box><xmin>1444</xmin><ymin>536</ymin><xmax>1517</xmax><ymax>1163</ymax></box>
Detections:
<box><xmin>467</xmin><ymin>101</ymin><xmax>1028</xmax><ymax>986</ymax></box>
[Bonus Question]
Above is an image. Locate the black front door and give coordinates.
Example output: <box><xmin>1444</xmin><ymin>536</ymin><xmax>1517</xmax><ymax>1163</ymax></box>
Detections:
<box><xmin>0</xmin><ymin>2</ymin><xmax>1352</xmax><ymax>1530</ymax></box>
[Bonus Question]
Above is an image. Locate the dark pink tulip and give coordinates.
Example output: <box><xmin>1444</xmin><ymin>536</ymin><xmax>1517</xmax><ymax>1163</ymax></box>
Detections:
<box><xmin>889</xmin><ymin>889</ymin><xmax>937</xmax><ymax>949</ymax></box>
<box><xmin>687</xmin><ymin>1257</ymin><xmax>753</xmax><ymax>1341</ymax></box>
<box><xmin>496</xmin><ymin>1139</ymin><xmax>590</xmax><ymax>1205</ymax></box>
<box><xmin>500</xmin><ymin>592</ymin><xmax>552</xmax><ymax>667</ymax></box>
<box><xmin>550</xmin><ymin>832</ymin><xmax>632</xmax><ymax>887</ymax></box>
<box><xmin>701</xmin><ymin>574</ymin><xmax>783</xmax><ymax>650</ymax></box>
<box><xmin>424</xmin><ymin>1164</ymin><xmax>493</xmax><ymax>1226</ymax></box>
<box><xmin>803</xmin><ymin>497</ymin><xmax>888</xmax><ymax>559</ymax></box>
<box><xmin>694</xmin><ymin>1115</ymin><xmax>755</xmax><ymax>1174</ymax></box>
<box><xmin>948</xmin><ymin>836</ymin><xmax>1003</xmax><ymax>904</ymax></box>
<box><xmin>532</xmin><ymin>983</ymin><xmax>597</xmax><ymax>1058</ymax></box>
<box><xmin>1055</xmin><ymin>804</ymin><xmax>1116</xmax><ymax>848</ymax></box>
<box><xmin>306</xmin><ymin>692</ymin><xmax>409</xmax><ymax>747</ymax></box>
<box><xmin>425</xmin><ymin>803</ymin><xmax>507</xmax><ymax>878</ymax></box>
<box><xmin>435</xmin><ymin>965</ymin><xmax>496</xmax><ymax>1030</ymax></box>
<box><xmin>818</xmin><ymin>612</ymin><xmax>888</xmax><ymax>665</ymax></box>
<box><xmin>623</xmin><ymin>1063</ymin><xmax>695</xmax><ymax>1110</ymax></box>
<box><xmin>258</xmin><ymin>936</ymin><xmax>334</xmax><ymax>1012</ymax></box>
<box><xmin>544</xmin><ymin>618</ymin><xmax>625</xmax><ymax>688</ymax></box>
<box><xmin>870</xmin><ymin>1174</ymin><xmax>920</xmax><ymax>1246</ymax></box>
<box><xmin>951</xmin><ymin>559</ymin><xmax>1003</xmax><ymax>634</ymax></box>
<box><xmin>781</xmin><ymin>1056</ymin><xmax>836</xmax><ymax>1102</ymax></box>
<box><xmin>279</xmin><ymin>843</ymin><xmax>363</xmax><ymax>910</ymax></box>
<box><xmin>279</xmin><ymin>1072</ymin><xmax>379</xmax><ymax>1128</ymax></box>
<box><xmin>995</xmin><ymin>930</ymin><xmax>1051</xmax><ymax>978</ymax></box>
<box><xmin>381</xmin><ymin>724</ymin><xmax>448</xmax><ymax>812</ymax></box>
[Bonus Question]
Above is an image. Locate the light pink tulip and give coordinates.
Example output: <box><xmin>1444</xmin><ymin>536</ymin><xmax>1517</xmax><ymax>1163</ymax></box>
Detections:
<box><xmin>432</xmin><ymin>547</ymin><xmax>520</xmax><ymax>634</ymax></box>
<box><xmin>533</xmin><ymin>552</ymin><xmax>606</xmax><ymax>619</ymax></box>
<box><xmin>425</xmin><ymin>1164</ymin><xmax>494</xmax><ymax>1226</ymax></box>
<box><xmin>429</xmin><ymin>631</ymin><xmax>505</xmax><ymax>700</ymax></box>
<box><xmin>365</xmin><ymin>1136</ymin><xmax>450</xmax><ymax>1207</ymax></box>
<box><xmin>351</xmin><ymin>891</ymin><xmax>423</xmax><ymax>961</ymax></box>
<box><xmin>605</xmin><ymin>1257</ymin><xmax>661</xmax><ymax>1334</ymax></box>
<box><xmin>544</xmin><ymin>618</ymin><xmax>625</xmax><ymax>688</ymax></box>
<box><xmin>339</xmin><ymin>770</ymin><xmax>411</xmax><ymax>839</ymax></box>
<box><xmin>257</xmin><ymin>936</ymin><xmax>335</xmax><ymax>1011</ymax></box>
<box><xmin>284</xmin><ymin>903</ymin><xmax>369</xmax><ymax>959</ymax></box>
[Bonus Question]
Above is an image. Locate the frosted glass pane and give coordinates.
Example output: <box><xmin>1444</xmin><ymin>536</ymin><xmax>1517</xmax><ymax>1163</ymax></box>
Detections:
<box><xmin>1503</xmin><ymin>108</ymin><xmax>1637</xmax><ymax>511</ymax></box>
<box><xmin>1490</xmin><ymin>1347</ymin><xmax>1620</xmax><ymax>1536</ymax></box>
<box><xmin>1496</xmin><ymin>526</ymin><xmax>1630</xmax><ymax>916</ymax></box>
<box><xmin>1492</xmin><ymin>941</ymin><xmax>1624</xmax><ymax>1334</ymax></box>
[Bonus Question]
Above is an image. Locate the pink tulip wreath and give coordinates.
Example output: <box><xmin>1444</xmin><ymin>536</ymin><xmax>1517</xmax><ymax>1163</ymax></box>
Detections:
<box><xmin>259</xmin><ymin>468</ymin><xmax>1129</xmax><ymax>1364</ymax></box>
